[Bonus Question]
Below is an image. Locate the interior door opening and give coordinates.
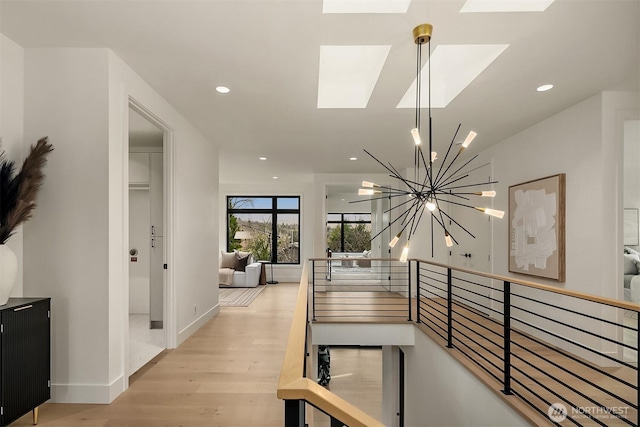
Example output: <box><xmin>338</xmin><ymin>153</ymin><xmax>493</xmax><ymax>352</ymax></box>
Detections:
<box><xmin>128</xmin><ymin>106</ymin><xmax>166</xmax><ymax>376</ymax></box>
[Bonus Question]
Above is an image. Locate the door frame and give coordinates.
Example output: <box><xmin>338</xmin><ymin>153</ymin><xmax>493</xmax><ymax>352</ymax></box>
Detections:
<box><xmin>124</xmin><ymin>97</ymin><xmax>175</xmax><ymax>384</ymax></box>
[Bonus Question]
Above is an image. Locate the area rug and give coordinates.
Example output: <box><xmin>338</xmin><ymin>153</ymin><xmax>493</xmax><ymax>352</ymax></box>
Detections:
<box><xmin>219</xmin><ymin>285</ymin><xmax>266</xmax><ymax>307</ymax></box>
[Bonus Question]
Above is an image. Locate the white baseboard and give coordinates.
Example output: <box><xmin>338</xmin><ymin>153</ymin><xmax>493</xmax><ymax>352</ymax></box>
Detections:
<box><xmin>177</xmin><ymin>303</ymin><xmax>219</xmax><ymax>346</ymax></box>
<box><xmin>51</xmin><ymin>375</ymin><xmax>124</xmax><ymax>404</ymax></box>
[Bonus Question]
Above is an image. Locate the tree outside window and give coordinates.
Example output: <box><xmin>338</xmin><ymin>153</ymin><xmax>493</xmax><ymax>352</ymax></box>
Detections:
<box><xmin>327</xmin><ymin>213</ymin><xmax>371</xmax><ymax>252</ymax></box>
<box><xmin>227</xmin><ymin>196</ymin><xmax>300</xmax><ymax>264</ymax></box>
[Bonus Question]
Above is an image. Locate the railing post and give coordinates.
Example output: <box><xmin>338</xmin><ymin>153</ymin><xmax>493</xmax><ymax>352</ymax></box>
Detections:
<box><xmin>415</xmin><ymin>261</ymin><xmax>421</xmax><ymax>324</ymax></box>
<box><xmin>407</xmin><ymin>259</ymin><xmax>412</xmax><ymax>321</ymax></box>
<box><xmin>312</xmin><ymin>260</ymin><xmax>316</xmax><ymax>321</ymax></box>
<box><xmin>447</xmin><ymin>268</ymin><xmax>453</xmax><ymax>349</ymax></box>
<box><xmin>502</xmin><ymin>280</ymin><xmax>512</xmax><ymax>395</ymax></box>
<box><xmin>636</xmin><ymin>309</ymin><xmax>639</xmax><ymax>410</ymax></box>
<box><xmin>284</xmin><ymin>400</ymin><xmax>305</xmax><ymax>427</ymax></box>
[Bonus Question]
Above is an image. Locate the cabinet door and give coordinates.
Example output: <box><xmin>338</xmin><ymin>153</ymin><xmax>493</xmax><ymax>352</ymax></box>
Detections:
<box><xmin>149</xmin><ymin>153</ymin><xmax>163</xmax><ymax>236</ymax></box>
<box><xmin>1</xmin><ymin>300</ymin><xmax>50</xmax><ymax>426</ymax></box>
<box><xmin>129</xmin><ymin>153</ymin><xmax>150</xmax><ymax>185</ymax></box>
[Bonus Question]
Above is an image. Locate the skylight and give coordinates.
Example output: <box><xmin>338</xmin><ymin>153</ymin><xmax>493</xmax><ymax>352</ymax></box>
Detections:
<box><xmin>397</xmin><ymin>44</ymin><xmax>509</xmax><ymax>109</ymax></box>
<box><xmin>323</xmin><ymin>0</ymin><xmax>411</xmax><ymax>14</ymax></box>
<box><xmin>318</xmin><ymin>45</ymin><xmax>391</xmax><ymax>109</ymax></box>
<box><xmin>460</xmin><ymin>0</ymin><xmax>555</xmax><ymax>13</ymax></box>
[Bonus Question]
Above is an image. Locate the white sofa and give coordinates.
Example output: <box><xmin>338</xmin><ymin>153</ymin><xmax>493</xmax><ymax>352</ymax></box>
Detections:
<box><xmin>624</xmin><ymin>248</ymin><xmax>640</xmax><ymax>303</ymax></box>
<box><xmin>219</xmin><ymin>251</ymin><xmax>261</xmax><ymax>288</ymax></box>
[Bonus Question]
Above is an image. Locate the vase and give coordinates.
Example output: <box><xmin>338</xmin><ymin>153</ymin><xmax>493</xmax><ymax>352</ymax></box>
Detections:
<box><xmin>0</xmin><ymin>244</ymin><xmax>17</xmax><ymax>305</ymax></box>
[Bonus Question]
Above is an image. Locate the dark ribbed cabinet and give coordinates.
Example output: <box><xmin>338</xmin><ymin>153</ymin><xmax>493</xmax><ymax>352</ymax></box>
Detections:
<box><xmin>0</xmin><ymin>298</ymin><xmax>50</xmax><ymax>426</ymax></box>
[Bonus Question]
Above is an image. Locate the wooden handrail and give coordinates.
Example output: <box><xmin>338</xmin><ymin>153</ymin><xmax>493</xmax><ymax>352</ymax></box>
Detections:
<box><xmin>277</xmin><ymin>262</ymin><xmax>385</xmax><ymax>427</ymax></box>
<box><xmin>414</xmin><ymin>258</ymin><xmax>640</xmax><ymax>312</ymax></box>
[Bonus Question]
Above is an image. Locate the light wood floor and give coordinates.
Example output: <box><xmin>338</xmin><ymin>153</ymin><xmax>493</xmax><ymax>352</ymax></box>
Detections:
<box><xmin>13</xmin><ymin>283</ymin><xmax>302</xmax><ymax>427</ymax></box>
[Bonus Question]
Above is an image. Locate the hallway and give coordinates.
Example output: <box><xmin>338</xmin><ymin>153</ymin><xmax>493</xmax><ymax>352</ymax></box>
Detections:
<box><xmin>15</xmin><ymin>283</ymin><xmax>300</xmax><ymax>427</ymax></box>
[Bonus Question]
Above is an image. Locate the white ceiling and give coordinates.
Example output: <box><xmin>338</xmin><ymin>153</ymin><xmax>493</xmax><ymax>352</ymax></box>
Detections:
<box><xmin>1</xmin><ymin>0</ymin><xmax>638</xmax><ymax>184</ymax></box>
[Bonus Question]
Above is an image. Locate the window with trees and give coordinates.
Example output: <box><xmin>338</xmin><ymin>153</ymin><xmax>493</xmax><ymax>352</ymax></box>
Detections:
<box><xmin>227</xmin><ymin>196</ymin><xmax>300</xmax><ymax>264</ymax></box>
<box><xmin>327</xmin><ymin>213</ymin><xmax>371</xmax><ymax>252</ymax></box>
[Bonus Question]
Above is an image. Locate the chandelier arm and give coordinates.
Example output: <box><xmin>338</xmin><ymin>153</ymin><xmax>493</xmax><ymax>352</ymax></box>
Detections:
<box><xmin>436</xmin><ymin>198</ymin><xmax>480</xmax><ymax>211</ymax></box>
<box><xmin>433</xmin><ymin>123</ymin><xmax>462</xmax><ymax>185</ymax></box>
<box><xmin>364</xmin><ymin>149</ymin><xmax>410</xmax><ymax>185</ymax></box>
<box><xmin>385</xmin><ymin>196</ymin><xmax>419</xmax><ymax>214</ymax></box>
<box><xmin>433</xmin><ymin>144</ymin><xmax>472</xmax><ymax>189</ymax></box>
<box><xmin>435</xmin><ymin>191</ymin><xmax>470</xmax><ymax>201</ymax></box>
<box><xmin>439</xmin><ymin>180</ymin><xmax>499</xmax><ymax>192</ymax></box>
<box><xmin>387</xmin><ymin>163</ymin><xmax>419</xmax><ymax>193</ymax></box>
<box><xmin>349</xmin><ymin>193</ymin><xmax>409</xmax><ymax>205</ymax></box>
<box><xmin>418</xmin><ymin>147</ymin><xmax>435</xmax><ymax>190</ymax></box>
<box><xmin>439</xmin><ymin>209</ymin><xmax>477</xmax><ymax>239</ymax></box>
<box><xmin>429</xmin><ymin>211</ymin><xmax>459</xmax><ymax>245</ymax></box>
<box><xmin>408</xmin><ymin>199</ymin><xmax>426</xmax><ymax>237</ymax></box>
<box><xmin>436</xmin><ymin>173</ymin><xmax>470</xmax><ymax>191</ymax></box>
<box><xmin>431</xmin><ymin>193</ymin><xmax>450</xmax><ymax>238</ymax></box>
<box><xmin>369</xmin><ymin>197</ymin><xmax>420</xmax><ymax>242</ymax></box>
<box><xmin>434</xmin><ymin>154</ymin><xmax>479</xmax><ymax>189</ymax></box>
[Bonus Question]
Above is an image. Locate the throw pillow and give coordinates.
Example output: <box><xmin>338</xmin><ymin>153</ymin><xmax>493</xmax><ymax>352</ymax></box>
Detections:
<box><xmin>624</xmin><ymin>253</ymin><xmax>639</xmax><ymax>275</ymax></box>
<box><xmin>220</xmin><ymin>251</ymin><xmax>237</xmax><ymax>269</ymax></box>
<box><xmin>234</xmin><ymin>253</ymin><xmax>250</xmax><ymax>272</ymax></box>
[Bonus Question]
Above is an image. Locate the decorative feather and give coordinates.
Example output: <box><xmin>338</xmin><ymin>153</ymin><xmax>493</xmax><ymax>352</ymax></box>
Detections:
<box><xmin>0</xmin><ymin>137</ymin><xmax>54</xmax><ymax>244</ymax></box>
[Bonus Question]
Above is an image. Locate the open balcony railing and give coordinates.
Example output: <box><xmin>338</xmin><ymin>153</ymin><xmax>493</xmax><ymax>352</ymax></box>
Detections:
<box><xmin>414</xmin><ymin>259</ymin><xmax>639</xmax><ymax>426</ymax></box>
<box><xmin>310</xmin><ymin>257</ymin><xmax>410</xmax><ymax>322</ymax></box>
<box><xmin>279</xmin><ymin>258</ymin><xmax>640</xmax><ymax>426</ymax></box>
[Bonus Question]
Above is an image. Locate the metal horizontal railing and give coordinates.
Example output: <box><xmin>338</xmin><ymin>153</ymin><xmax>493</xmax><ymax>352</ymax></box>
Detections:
<box><xmin>415</xmin><ymin>259</ymin><xmax>639</xmax><ymax>426</ymax></box>
<box><xmin>309</xmin><ymin>257</ymin><xmax>411</xmax><ymax>323</ymax></box>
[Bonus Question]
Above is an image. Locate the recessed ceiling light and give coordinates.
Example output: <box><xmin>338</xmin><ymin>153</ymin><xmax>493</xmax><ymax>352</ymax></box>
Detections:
<box><xmin>537</xmin><ymin>84</ymin><xmax>554</xmax><ymax>92</ymax></box>
<box><xmin>272</xmin><ymin>176</ymin><xmax>279</xmax><ymax>179</ymax></box>
<box><xmin>259</xmin><ymin>156</ymin><xmax>267</xmax><ymax>160</ymax></box>
<box><xmin>216</xmin><ymin>86</ymin><xmax>230</xmax><ymax>94</ymax></box>
<box><xmin>350</xmin><ymin>157</ymin><xmax>357</xmax><ymax>161</ymax></box>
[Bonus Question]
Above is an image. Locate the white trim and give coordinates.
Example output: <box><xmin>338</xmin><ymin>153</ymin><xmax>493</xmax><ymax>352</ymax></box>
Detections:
<box><xmin>177</xmin><ymin>304</ymin><xmax>219</xmax><ymax>347</ymax></box>
<box><xmin>51</xmin><ymin>375</ymin><xmax>124</xmax><ymax>404</ymax></box>
<box><xmin>123</xmin><ymin>97</ymin><xmax>176</xmax><ymax>396</ymax></box>
<box><xmin>312</xmin><ymin>323</ymin><xmax>415</xmax><ymax>346</ymax></box>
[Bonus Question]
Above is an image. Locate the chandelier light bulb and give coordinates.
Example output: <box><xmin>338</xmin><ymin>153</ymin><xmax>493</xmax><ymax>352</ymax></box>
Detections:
<box><xmin>359</xmin><ymin>188</ymin><xmax>381</xmax><ymax>196</ymax></box>
<box><xmin>389</xmin><ymin>232</ymin><xmax>401</xmax><ymax>248</ymax></box>
<box><xmin>411</xmin><ymin>128</ymin><xmax>422</xmax><ymax>145</ymax></box>
<box><xmin>431</xmin><ymin>151</ymin><xmax>437</xmax><ymax>162</ymax></box>
<box><xmin>399</xmin><ymin>245</ymin><xmax>409</xmax><ymax>263</ymax></box>
<box><xmin>476</xmin><ymin>191</ymin><xmax>496</xmax><ymax>197</ymax></box>
<box><xmin>461</xmin><ymin>131</ymin><xmax>478</xmax><ymax>149</ymax></box>
<box><xmin>445</xmin><ymin>233</ymin><xmax>453</xmax><ymax>247</ymax></box>
<box><xmin>475</xmin><ymin>207</ymin><xmax>505</xmax><ymax>218</ymax></box>
<box><xmin>426</xmin><ymin>200</ymin><xmax>437</xmax><ymax>211</ymax></box>
<box><xmin>362</xmin><ymin>181</ymin><xmax>378</xmax><ymax>188</ymax></box>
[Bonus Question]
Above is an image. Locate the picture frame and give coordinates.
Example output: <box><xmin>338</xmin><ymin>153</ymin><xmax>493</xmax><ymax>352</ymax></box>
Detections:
<box><xmin>509</xmin><ymin>174</ymin><xmax>566</xmax><ymax>282</ymax></box>
<box><xmin>624</xmin><ymin>208</ymin><xmax>639</xmax><ymax>246</ymax></box>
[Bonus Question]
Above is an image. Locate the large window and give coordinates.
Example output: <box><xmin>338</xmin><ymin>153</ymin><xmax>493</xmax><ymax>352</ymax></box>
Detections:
<box><xmin>327</xmin><ymin>213</ymin><xmax>371</xmax><ymax>252</ymax></box>
<box><xmin>227</xmin><ymin>196</ymin><xmax>300</xmax><ymax>264</ymax></box>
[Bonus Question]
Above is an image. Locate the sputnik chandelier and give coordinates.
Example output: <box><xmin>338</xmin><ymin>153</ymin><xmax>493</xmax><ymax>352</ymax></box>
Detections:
<box><xmin>357</xmin><ymin>23</ymin><xmax>504</xmax><ymax>262</ymax></box>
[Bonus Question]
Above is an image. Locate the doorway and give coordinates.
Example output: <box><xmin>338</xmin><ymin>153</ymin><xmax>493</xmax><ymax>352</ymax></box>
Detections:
<box><xmin>128</xmin><ymin>106</ymin><xmax>166</xmax><ymax>375</ymax></box>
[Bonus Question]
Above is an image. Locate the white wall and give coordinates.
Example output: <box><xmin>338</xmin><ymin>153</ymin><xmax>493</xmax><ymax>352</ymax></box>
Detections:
<box><xmin>0</xmin><ymin>34</ymin><xmax>25</xmax><ymax>296</ymax></box>
<box><xmin>19</xmin><ymin>46</ymin><xmax>218</xmax><ymax>404</ymax></box>
<box><xmin>220</xmin><ymin>180</ymin><xmax>313</xmax><ymax>283</ymax></box>
<box><xmin>489</xmin><ymin>92</ymin><xmax>638</xmax><ymax>298</ymax></box>
<box><xmin>403</xmin><ymin>330</ymin><xmax>530</xmax><ymax>427</ymax></box>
